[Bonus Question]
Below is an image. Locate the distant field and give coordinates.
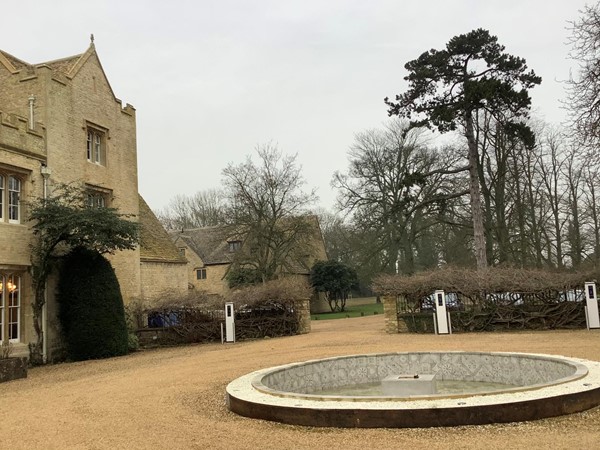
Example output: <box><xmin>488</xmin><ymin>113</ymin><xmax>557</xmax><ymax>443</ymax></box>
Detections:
<box><xmin>311</xmin><ymin>297</ymin><xmax>383</xmax><ymax>320</ymax></box>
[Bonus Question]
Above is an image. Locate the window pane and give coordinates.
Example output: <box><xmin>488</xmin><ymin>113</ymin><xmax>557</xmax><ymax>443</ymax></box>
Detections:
<box><xmin>87</xmin><ymin>131</ymin><xmax>92</xmax><ymax>160</ymax></box>
<box><xmin>87</xmin><ymin>129</ymin><xmax>105</xmax><ymax>165</ymax></box>
<box><xmin>0</xmin><ymin>175</ymin><xmax>4</xmax><ymax>220</ymax></box>
<box><xmin>0</xmin><ymin>275</ymin><xmax>4</xmax><ymax>340</ymax></box>
<box><xmin>8</xmin><ymin>275</ymin><xmax>20</xmax><ymax>341</ymax></box>
<box><xmin>94</xmin><ymin>134</ymin><xmax>101</xmax><ymax>163</ymax></box>
<box><xmin>8</xmin><ymin>176</ymin><xmax>20</xmax><ymax>222</ymax></box>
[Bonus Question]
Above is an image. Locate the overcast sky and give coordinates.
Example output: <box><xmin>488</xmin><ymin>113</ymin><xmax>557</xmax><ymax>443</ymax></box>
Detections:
<box><xmin>1</xmin><ymin>0</ymin><xmax>592</xmax><ymax>212</ymax></box>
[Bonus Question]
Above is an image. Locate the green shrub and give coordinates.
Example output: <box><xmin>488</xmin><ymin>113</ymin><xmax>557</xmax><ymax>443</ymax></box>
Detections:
<box><xmin>124</xmin><ymin>304</ymin><xmax>140</xmax><ymax>352</ymax></box>
<box><xmin>226</xmin><ymin>267</ymin><xmax>262</xmax><ymax>288</ymax></box>
<box><xmin>57</xmin><ymin>247</ymin><xmax>128</xmax><ymax>360</ymax></box>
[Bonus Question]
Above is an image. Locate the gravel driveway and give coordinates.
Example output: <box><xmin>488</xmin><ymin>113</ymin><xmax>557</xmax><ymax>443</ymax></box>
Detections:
<box><xmin>1</xmin><ymin>315</ymin><xmax>599</xmax><ymax>449</ymax></box>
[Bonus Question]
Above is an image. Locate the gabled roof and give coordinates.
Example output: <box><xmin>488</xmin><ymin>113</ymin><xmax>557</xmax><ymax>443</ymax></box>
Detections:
<box><xmin>0</xmin><ymin>50</ymin><xmax>28</xmax><ymax>72</ymax></box>
<box><xmin>0</xmin><ymin>48</ymin><xmax>83</xmax><ymax>74</ymax></box>
<box><xmin>0</xmin><ymin>43</ymin><xmax>118</xmax><ymax>101</ymax></box>
<box><xmin>172</xmin><ymin>215</ymin><xmax>328</xmax><ymax>274</ymax></box>
<box><xmin>139</xmin><ymin>195</ymin><xmax>187</xmax><ymax>264</ymax></box>
<box><xmin>174</xmin><ymin>226</ymin><xmax>236</xmax><ymax>265</ymax></box>
<box><xmin>41</xmin><ymin>53</ymin><xmax>84</xmax><ymax>74</ymax></box>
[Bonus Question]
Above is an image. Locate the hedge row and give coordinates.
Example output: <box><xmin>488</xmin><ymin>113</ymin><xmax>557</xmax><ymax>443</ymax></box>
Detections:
<box><xmin>380</xmin><ymin>267</ymin><xmax>597</xmax><ymax>332</ymax></box>
<box><xmin>132</xmin><ymin>278</ymin><xmax>310</xmax><ymax>346</ymax></box>
<box><xmin>374</xmin><ymin>266</ymin><xmax>598</xmax><ymax>302</ymax></box>
<box><xmin>400</xmin><ymin>302</ymin><xmax>587</xmax><ymax>333</ymax></box>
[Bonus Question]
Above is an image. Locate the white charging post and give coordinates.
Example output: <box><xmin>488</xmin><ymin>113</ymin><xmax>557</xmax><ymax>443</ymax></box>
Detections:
<box><xmin>434</xmin><ymin>290</ymin><xmax>451</xmax><ymax>335</ymax></box>
<box><xmin>584</xmin><ymin>282</ymin><xmax>600</xmax><ymax>330</ymax></box>
<box><xmin>225</xmin><ymin>302</ymin><xmax>236</xmax><ymax>342</ymax></box>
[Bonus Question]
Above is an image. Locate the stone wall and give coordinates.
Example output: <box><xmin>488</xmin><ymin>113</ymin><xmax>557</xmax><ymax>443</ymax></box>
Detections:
<box><xmin>383</xmin><ymin>295</ymin><xmax>400</xmax><ymax>334</ymax></box>
<box><xmin>295</xmin><ymin>298</ymin><xmax>311</xmax><ymax>334</ymax></box>
<box><xmin>140</xmin><ymin>260</ymin><xmax>188</xmax><ymax>302</ymax></box>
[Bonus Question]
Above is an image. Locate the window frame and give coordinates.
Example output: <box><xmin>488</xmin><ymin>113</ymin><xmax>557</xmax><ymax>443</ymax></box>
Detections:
<box><xmin>0</xmin><ymin>173</ymin><xmax>3</xmax><ymax>221</ymax></box>
<box><xmin>196</xmin><ymin>268</ymin><xmax>207</xmax><ymax>280</ymax></box>
<box><xmin>85</xmin><ymin>185</ymin><xmax>112</xmax><ymax>209</ymax></box>
<box><xmin>0</xmin><ymin>273</ymin><xmax>21</xmax><ymax>343</ymax></box>
<box><xmin>228</xmin><ymin>240</ymin><xmax>242</xmax><ymax>252</ymax></box>
<box><xmin>8</xmin><ymin>175</ymin><xmax>21</xmax><ymax>224</ymax></box>
<box><xmin>0</xmin><ymin>172</ymin><xmax>24</xmax><ymax>225</ymax></box>
<box><xmin>86</xmin><ymin>126</ymin><xmax>106</xmax><ymax>166</ymax></box>
<box><xmin>87</xmin><ymin>192</ymin><xmax>107</xmax><ymax>208</ymax></box>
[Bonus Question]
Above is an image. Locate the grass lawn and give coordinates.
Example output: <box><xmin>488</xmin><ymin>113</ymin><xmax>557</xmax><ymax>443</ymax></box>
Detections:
<box><xmin>311</xmin><ymin>298</ymin><xmax>383</xmax><ymax>320</ymax></box>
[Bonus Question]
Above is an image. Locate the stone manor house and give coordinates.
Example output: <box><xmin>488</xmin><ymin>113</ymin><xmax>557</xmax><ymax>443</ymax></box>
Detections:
<box><xmin>0</xmin><ymin>42</ymin><xmax>187</xmax><ymax>360</ymax></box>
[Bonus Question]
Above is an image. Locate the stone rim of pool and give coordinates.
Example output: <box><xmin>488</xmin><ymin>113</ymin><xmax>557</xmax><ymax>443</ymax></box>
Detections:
<box><xmin>226</xmin><ymin>351</ymin><xmax>600</xmax><ymax>428</ymax></box>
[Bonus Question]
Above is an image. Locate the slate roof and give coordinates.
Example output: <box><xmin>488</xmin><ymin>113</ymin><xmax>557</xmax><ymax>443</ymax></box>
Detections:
<box><xmin>175</xmin><ymin>226</ymin><xmax>236</xmax><ymax>265</ymax></box>
<box><xmin>139</xmin><ymin>195</ymin><xmax>187</xmax><ymax>264</ymax></box>
<box><xmin>173</xmin><ymin>215</ymin><xmax>328</xmax><ymax>274</ymax></box>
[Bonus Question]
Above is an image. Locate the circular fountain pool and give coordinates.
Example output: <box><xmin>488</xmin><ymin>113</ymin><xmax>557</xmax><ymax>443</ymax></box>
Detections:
<box><xmin>226</xmin><ymin>351</ymin><xmax>600</xmax><ymax>428</ymax></box>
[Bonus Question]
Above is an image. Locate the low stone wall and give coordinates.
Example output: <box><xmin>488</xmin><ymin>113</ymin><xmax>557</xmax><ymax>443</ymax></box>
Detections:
<box><xmin>0</xmin><ymin>357</ymin><xmax>28</xmax><ymax>383</ymax></box>
<box><xmin>257</xmin><ymin>352</ymin><xmax>581</xmax><ymax>395</ymax></box>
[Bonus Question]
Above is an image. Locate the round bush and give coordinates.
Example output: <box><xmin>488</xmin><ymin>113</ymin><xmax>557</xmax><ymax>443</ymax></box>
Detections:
<box><xmin>57</xmin><ymin>247</ymin><xmax>128</xmax><ymax>360</ymax></box>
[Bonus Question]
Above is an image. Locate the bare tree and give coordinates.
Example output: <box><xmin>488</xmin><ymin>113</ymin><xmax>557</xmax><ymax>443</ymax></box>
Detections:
<box><xmin>156</xmin><ymin>189</ymin><xmax>227</xmax><ymax>230</ymax></box>
<box><xmin>333</xmin><ymin>120</ymin><xmax>467</xmax><ymax>274</ymax></box>
<box><xmin>563</xmin><ymin>148</ymin><xmax>585</xmax><ymax>267</ymax></box>
<box><xmin>567</xmin><ymin>2</ymin><xmax>600</xmax><ymax>151</ymax></box>
<box><xmin>583</xmin><ymin>162</ymin><xmax>600</xmax><ymax>265</ymax></box>
<box><xmin>538</xmin><ymin>128</ymin><xmax>568</xmax><ymax>268</ymax></box>
<box><xmin>222</xmin><ymin>144</ymin><xmax>318</xmax><ymax>282</ymax></box>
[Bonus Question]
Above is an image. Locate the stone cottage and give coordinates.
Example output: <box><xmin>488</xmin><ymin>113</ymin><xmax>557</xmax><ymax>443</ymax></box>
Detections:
<box><xmin>172</xmin><ymin>216</ymin><xmax>328</xmax><ymax>298</ymax></box>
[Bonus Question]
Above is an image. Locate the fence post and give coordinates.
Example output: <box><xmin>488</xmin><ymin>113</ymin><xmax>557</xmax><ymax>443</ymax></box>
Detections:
<box><xmin>584</xmin><ymin>282</ymin><xmax>600</xmax><ymax>329</ymax></box>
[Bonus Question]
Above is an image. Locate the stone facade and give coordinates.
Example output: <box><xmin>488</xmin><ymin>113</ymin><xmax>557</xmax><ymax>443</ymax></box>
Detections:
<box><xmin>0</xmin><ymin>43</ymin><xmax>185</xmax><ymax>360</ymax></box>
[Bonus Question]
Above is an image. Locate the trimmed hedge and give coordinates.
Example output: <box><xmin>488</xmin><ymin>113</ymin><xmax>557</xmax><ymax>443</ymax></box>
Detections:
<box><xmin>374</xmin><ymin>266</ymin><xmax>599</xmax><ymax>301</ymax></box>
<box><xmin>378</xmin><ymin>267</ymin><xmax>597</xmax><ymax>332</ymax></box>
<box><xmin>134</xmin><ymin>278</ymin><xmax>311</xmax><ymax>346</ymax></box>
<box><xmin>57</xmin><ymin>247</ymin><xmax>129</xmax><ymax>360</ymax></box>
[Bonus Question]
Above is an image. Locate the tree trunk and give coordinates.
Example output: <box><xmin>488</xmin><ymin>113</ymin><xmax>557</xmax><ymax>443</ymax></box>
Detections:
<box><xmin>512</xmin><ymin>159</ymin><xmax>527</xmax><ymax>267</ymax></box>
<box><xmin>464</xmin><ymin>112</ymin><xmax>488</xmax><ymax>270</ymax></box>
<box><xmin>587</xmin><ymin>175</ymin><xmax>600</xmax><ymax>265</ymax></box>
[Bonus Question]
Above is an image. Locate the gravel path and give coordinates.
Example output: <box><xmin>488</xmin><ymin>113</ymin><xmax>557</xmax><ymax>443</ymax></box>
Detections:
<box><xmin>1</xmin><ymin>315</ymin><xmax>600</xmax><ymax>449</ymax></box>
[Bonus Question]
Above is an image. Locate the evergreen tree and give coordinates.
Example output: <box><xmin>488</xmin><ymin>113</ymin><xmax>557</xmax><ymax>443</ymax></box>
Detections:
<box><xmin>57</xmin><ymin>247</ymin><xmax>129</xmax><ymax>360</ymax></box>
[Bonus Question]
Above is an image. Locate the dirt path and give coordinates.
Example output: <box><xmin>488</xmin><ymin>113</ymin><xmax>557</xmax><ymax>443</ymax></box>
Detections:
<box><xmin>1</xmin><ymin>315</ymin><xmax>600</xmax><ymax>449</ymax></box>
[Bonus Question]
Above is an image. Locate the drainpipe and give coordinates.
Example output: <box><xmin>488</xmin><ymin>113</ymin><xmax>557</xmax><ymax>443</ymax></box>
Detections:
<box><xmin>40</xmin><ymin>164</ymin><xmax>51</xmax><ymax>363</ymax></box>
<box><xmin>28</xmin><ymin>95</ymin><xmax>35</xmax><ymax>130</ymax></box>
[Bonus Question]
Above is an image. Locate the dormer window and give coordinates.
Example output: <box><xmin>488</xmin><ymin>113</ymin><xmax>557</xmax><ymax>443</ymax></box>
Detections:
<box><xmin>228</xmin><ymin>240</ymin><xmax>242</xmax><ymax>252</ymax></box>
